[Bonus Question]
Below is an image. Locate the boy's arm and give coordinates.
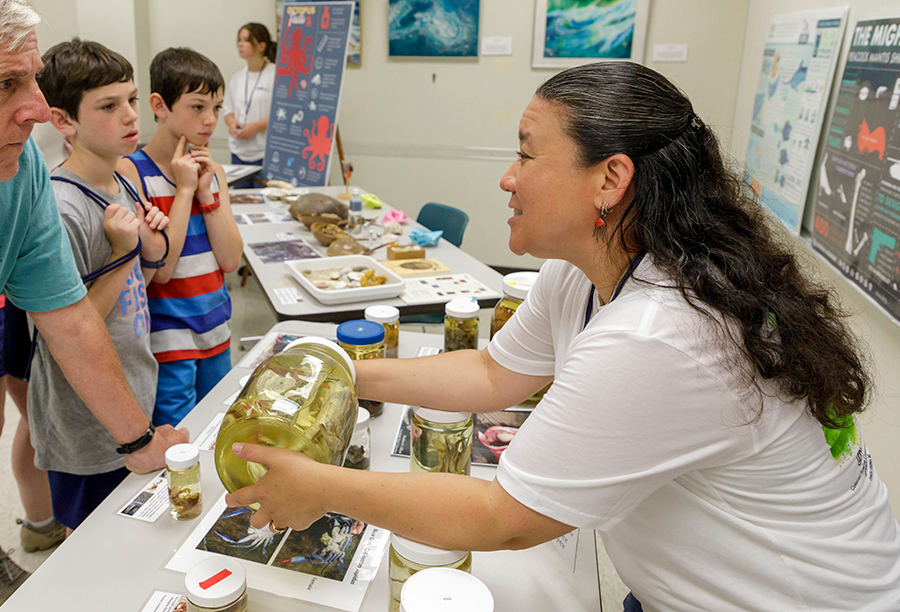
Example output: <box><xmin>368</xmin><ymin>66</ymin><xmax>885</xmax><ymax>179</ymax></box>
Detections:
<box><xmin>200</xmin><ymin>162</ymin><xmax>243</xmax><ymax>273</ymax></box>
<box><xmin>30</xmin><ymin>297</ymin><xmax>189</xmax><ymax>474</ymax></box>
<box><xmin>85</xmin><ymin>203</ymin><xmax>141</xmax><ymax>319</ymax></box>
<box><xmin>117</xmin><ymin>142</ymin><xmax>196</xmax><ymax>285</ymax></box>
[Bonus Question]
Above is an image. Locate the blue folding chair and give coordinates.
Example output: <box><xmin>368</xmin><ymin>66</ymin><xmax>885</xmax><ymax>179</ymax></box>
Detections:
<box><xmin>416</xmin><ymin>202</ymin><xmax>469</xmax><ymax>248</ymax></box>
<box><xmin>401</xmin><ymin>203</ymin><xmax>471</xmax><ymax>324</ymax></box>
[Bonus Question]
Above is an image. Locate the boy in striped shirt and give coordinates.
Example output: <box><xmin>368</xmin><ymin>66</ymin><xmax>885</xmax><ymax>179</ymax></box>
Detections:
<box><xmin>118</xmin><ymin>47</ymin><xmax>242</xmax><ymax>427</ymax></box>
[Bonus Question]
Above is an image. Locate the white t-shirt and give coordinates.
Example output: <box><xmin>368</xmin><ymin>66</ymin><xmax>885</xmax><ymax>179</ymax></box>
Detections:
<box><xmin>222</xmin><ymin>62</ymin><xmax>276</xmax><ymax>162</ymax></box>
<box><xmin>489</xmin><ymin>257</ymin><xmax>900</xmax><ymax>612</ymax></box>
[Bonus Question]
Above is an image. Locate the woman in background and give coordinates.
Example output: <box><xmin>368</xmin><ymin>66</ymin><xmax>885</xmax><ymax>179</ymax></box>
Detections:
<box><xmin>222</xmin><ymin>22</ymin><xmax>276</xmax><ymax>189</ymax></box>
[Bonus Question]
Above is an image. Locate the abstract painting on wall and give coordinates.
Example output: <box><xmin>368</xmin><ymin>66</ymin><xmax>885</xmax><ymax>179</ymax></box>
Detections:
<box><xmin>389</xmin><ymin>0</ymin><xmax>479</xmax><ymax>57</ymax></box>
<box><xmin>532</xmin><ymin>0</ymin><xmax>650</xmax><ymax>68</ymax></box>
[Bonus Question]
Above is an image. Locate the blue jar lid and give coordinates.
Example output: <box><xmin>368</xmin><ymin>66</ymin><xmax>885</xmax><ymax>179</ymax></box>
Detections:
<box><xmin>337</xmin><ymin>320</ymin><xmax>385</xmax><ymax>345</ymax></box>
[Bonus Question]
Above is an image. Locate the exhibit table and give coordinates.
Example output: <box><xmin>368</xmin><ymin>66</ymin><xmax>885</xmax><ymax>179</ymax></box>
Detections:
<box><xmin>232</xmin><ymin>186</ymin><xmax>503</xmax><ymax>321</ymax></box>
<box><xmin>4</xmin><ymin>321</ymin><xmax>601</xmax><ymax>612</ymax></box>
<box><xmin>223</xmin><ymin>163</ymin><xmax>262</xmax><ymax>187</ymax></box>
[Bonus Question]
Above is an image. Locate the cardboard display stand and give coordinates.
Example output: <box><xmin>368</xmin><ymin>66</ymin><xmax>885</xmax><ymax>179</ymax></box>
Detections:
<box><xmin>264</xmin><ymin>1</ymin><xmax>354</xmax><ymax>187</ymax></box>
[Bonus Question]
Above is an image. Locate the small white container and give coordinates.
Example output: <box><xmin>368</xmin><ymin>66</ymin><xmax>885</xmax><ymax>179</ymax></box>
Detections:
<box><xmin>166</xmin><ymin>443</ymin><xmax>201</xmax><ymax>520</ymax></box>
<box><xmin>185</xmin><ymin>557</ymin><xmax>248</xmax><ymax>612</ymax></box>
<box><xmin>444</xmin><ymin>297</ymin><xmax>479</xmax><ymax>352</ymax></box>
<box><xmin>400</xmin><ymin>567</ymin><xmax>493</xmax><ymax>612</ymax></box>
<box><xmin>365</xmin><ymin>305</ymin><xmax>400</xmax><ymax>358</ymax></box>
<box><xmin>389</xmin><ymin>534</ymin><xmax>472</xmax><ymax>612</ymax></box>
<box><xmin>345</xmin><ymin>406</ymin><xmax>371</xmax><ymax>470</ymax></box>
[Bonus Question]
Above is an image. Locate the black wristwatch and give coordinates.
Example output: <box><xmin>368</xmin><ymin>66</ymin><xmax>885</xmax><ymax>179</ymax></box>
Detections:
<box><xmin>115</xmin><ymin>424</ymin><xmax>155</xmax><ymax>455</ymax></box>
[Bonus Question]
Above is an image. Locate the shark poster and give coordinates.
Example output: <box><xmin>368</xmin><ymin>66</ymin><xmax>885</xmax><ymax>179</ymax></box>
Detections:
<box><xmin>812</xmin><ymin>16</ymin><xmax>900</xmax><ymax>325</ymax></box>
<box><xmin>745</xmin><ymin>8</ymin><xmax>848</xmax><ymax>234</ymax></box>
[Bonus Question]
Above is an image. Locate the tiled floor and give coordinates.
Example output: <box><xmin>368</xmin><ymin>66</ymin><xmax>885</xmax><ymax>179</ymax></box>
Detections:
<box><xmin>0</xmin><ymin>268</ymin><xmax>627</xmax><ymax>610</ymax></box>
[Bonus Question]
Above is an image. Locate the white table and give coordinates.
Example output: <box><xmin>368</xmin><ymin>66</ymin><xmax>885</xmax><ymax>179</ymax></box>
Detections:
<box><xmin>233</xmin><ymin>186</ymin><xmax>503</xmax><ymax>321</ymax></box>
<box><xmin>223</xmin><ymin>164</ymin><xmax>262</xmax><ymax>187</ymax></box>
<box><xmin>5</xmin><ymin>322</ymin><xmax>601</xmax><ymax>611</ymax></box>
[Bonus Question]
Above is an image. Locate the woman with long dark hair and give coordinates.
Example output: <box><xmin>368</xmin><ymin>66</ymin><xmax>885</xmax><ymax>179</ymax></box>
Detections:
<box><xmin>225</xmin><ymin>62</ymin><xmax>900</xmax><ymax>611</ymax></box>
<box><xmin>222</xmin><ymin>22</ymin><xmax>276</xmax><ymax>188</ymax></box>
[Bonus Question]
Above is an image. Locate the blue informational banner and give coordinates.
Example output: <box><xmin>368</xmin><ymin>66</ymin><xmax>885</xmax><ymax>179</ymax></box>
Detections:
<box><xmin>264</xmin><ymin>1</ymin><xmax>353</xmax><ymax>186</ymax></box>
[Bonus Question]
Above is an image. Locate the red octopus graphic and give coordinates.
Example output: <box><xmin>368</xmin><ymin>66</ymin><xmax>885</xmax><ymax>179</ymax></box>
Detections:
<box><xmin>857</xmin><ymin>119</ymin><xmax>886</xmax><ymax>160</ymax></box>
<box><xmin>302</xmin><ymin>115</ymin><xmax>333</xmax><ymax>172</ymax></box>
<box><xmin>277</xmin><ymin>27</ymin><xmax>314</xmax><ymax>98</ymax></box>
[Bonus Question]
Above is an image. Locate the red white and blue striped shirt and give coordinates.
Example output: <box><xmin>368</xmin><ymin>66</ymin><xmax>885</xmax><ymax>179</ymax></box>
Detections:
<box><xmin>126</xmin><ymin>150</ymin><xmax>231</xmax><ymax>363</ymax></box>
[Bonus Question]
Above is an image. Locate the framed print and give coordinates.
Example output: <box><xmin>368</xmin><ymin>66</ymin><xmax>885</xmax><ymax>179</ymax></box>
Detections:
<box><xmin>389</xmin><ymin>0</ymin><xmax>479</xmax><ymax>57</ymax></box>
<box><xmin>532</xmin><ymin>0</ymin><xmax>650</xmax><ymax>67</ymax></box>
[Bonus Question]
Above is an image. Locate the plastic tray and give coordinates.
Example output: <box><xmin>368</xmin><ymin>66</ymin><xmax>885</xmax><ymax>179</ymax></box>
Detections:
<box><xmin>285</xmin><ymin>255</ymin><xmax>406</xmax><ymax>305</ymax></box>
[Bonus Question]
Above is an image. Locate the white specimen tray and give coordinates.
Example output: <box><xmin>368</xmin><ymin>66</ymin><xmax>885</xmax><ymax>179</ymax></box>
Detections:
<box><xmin>285</xmin><ymin>255</ymin><xmax>405</xmax><ymax>305</ymax></box>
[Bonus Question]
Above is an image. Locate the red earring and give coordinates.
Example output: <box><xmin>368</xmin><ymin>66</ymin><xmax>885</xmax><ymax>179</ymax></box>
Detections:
<box><xmin>593</xmin><ymin>203</ymin><xmax>610</xmax><ymax>241</ymax></box>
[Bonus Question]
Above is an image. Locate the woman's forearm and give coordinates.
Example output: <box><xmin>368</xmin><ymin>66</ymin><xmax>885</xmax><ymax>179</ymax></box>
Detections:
<box><xmin>226</xmin><ymin>444</ymin><xmax>573</xmax><ymax>552</ymax></box>
<box><xmin>355</xmin><ymin>349</ymin><xmax>551</xmax><ymax>414</ymax></box>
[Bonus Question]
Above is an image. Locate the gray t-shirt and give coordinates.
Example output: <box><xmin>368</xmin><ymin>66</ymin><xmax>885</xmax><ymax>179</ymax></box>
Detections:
<box><xmin>28</xmin><ymin>168</ymin><xmax>156</xmax><ymax>475</ymax></box>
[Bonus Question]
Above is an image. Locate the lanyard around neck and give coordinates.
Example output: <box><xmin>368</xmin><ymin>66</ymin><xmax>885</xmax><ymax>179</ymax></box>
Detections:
<box><xmin>49</xmin><ymin>172</ymin><xmax>169</xmax><ymax>281</ymax></box>
<box><xmin>243</xmin><ymin>61</ymin><xmax>267</xmax><ymax>120</ymax></box>
<box><xmin>583</xmin><ymin>252</ymin><xmax>646</xmax><ymax>330</ymax></box>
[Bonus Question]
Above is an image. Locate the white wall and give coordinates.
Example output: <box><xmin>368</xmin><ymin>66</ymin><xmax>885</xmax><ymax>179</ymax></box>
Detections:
<box><xmin>333</xmin><ymin>0</ymin><xmax>751</xmax><ymax>269</ymax></box>
<box><xmin>733</xmin><ymin>0</ymin><xmax>900</xmax><ymax>517</ymax></box>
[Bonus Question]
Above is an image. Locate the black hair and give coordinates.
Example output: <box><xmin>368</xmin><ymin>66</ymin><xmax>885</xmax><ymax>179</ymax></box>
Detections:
<box><xmin>150</xmin><ymin>47</ymin><xmax>225</xmax><ymax>111</ymax></box>
<box><xmin>37</xmin><ymin>38</ymin><xmax>133</xmax><ymax>121</ymax></box>
<box><xmin>536</xmin><ymin>62</ymin><xmax>869</xmax><ymax>428</ymax></box>
<box><xmin>239</xmin><ymin>22</ymin><xmax>276</xmax><ymax>63</ymax></box>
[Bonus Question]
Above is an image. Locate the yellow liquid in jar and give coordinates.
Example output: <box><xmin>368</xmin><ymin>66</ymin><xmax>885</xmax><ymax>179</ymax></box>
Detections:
<box><xmin>167</xmin><ymin>464</ymin><xmax>202</xmax><ymax>520</ymax></box>
<box><xmin>215</xmin><ymin>347</ymin><xmax>357</xmax><ymax>494</ymax></box>
<box><xmin>410</xmin><ymin>413</ymin><xmax>473</xmax><ymax>476</ymax></box>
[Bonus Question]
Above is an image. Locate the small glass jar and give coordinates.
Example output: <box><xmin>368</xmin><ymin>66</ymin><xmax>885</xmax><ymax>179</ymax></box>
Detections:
<box><xmin>365</xmin><ymin>305</ymin><xmax>400</xmax><ymax>359</ymax></box>
<box><xmin>487</xmin><ymin>271</ymin><xmax>549</xmax><ymax>406</ymax></box>
<box><xmin>400</xmin><ymin>567</ymin><xmax>493</xmax><ymax>612</ymax></box>
<box><xmin>444</xmin><ymin>298</ymin><xmax>479</xmax><ymax>352</ymax></box>
<box><xmin>337</xmin><ymin>320</ymin><xmax>386</xmax><ymax>417</ymax></box>
<box><xmin>344</xmin><ymin>406</ymin><xmax>371</xmax><ymax>470</ymax></box>
<box><xmin>489</xmin><ymin>271</ymin><xmax>539</xmax><ymax>339</ymax></box>
<box><xmin>166</xmin><ymin>443</ymin><xmax>202</xmax><ymax>520</ymax></box>
<box><xmin>411</xmin><ymin>407</ymin><xmax>473</xmax><ymax>476</ymax></box>
<box><xmin>389</xmin><ymin>534</ymin><xmax>472</xmax><ymax>612</ymax></box>
<box><xmin>185</xmin><ymin>557</ymin><xmax>248</xmax><ymax>612</ymax></box>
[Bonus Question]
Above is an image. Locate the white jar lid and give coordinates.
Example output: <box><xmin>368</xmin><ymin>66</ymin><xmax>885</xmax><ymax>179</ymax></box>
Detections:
<box><xmin>185</xmin><ymin>557</ymin><xmax>247</xmax><ymax>608</ymax></box>
<box><xmin>400</xmin><ymin>568</ymin><xmax>493</xmax><ymax>612</ymax></box>
<box><xmin>165</xmin><ymin>443</ymin><xmax>199</xmax><ymax>469</ymax></box>
<box><xmin>445</xmin><ymin>297</ymin><xmax>479</xmax><ymax>319</ymax></box>
<box><xmin>365</xmin><ymin>305</ymin><xmax>400</xmax><ymax>324</ymax></box>
<box><xmin>391</xmin><ymin>533</ymin><xmax>468</xmax><ymax>566</ymax></box>
<box><xmin>502</xmin><ymin>271</ymin><xmax>539</xmax><ymax>301</ymax></box>
<box><xmin>413</xmin><ymin>406</ymin><xmax>470</xmax><ymax>424</ymax></box>
<box><xmin>355</xmin><ymin>406</ymin><xmax>371</xmax><ymax>431</ymax></box>
<box><xmin>283</xmin><ymin>336</ymin><xmax>356</xmax><ymax>384</ymax></box>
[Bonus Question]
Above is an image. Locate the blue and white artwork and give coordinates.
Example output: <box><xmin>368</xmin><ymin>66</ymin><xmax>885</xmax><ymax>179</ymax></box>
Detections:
<box><xmin>532</xmin><ymin>0</ymin><xmax>649</xmax><ymax>67</ymax></box>
<box><xmin>389</xmin><ymin>0</ymin><xmax>479</xmax><ymax>57</ymax></box>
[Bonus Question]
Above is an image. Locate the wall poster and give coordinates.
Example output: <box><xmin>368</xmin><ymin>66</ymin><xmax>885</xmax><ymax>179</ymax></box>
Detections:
<box><xmin>264</xmin><ymin>1</ymin><xmax>354</xmax><ymax>187</ymax></box>
<box><xmin>388</xmin><ymin>0</ymin><xmax>479</xmax><ymax>57</ymax></box>
<box><xmin>531</xmin><ymin>0</ymin><xmax>650</xmax><ymax>68</ymax></box>
<box><xmin>745</xmin><ymin>8</ymin><xmax>849</xmax><ymax>234</ymax></box>
<box><xmin>811</xmin><ymin>16</ymin><xmax>900</xmax><ymax>325</ymax></box>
